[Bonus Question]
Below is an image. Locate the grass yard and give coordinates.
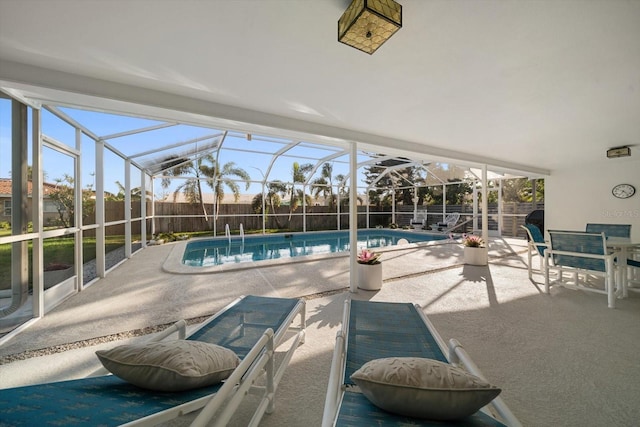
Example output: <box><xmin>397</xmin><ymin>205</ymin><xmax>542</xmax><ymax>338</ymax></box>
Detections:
<box><xmin>0</xmin><ymin>235</ymin><xmax>127</xmax><ymax>290</ymax></box>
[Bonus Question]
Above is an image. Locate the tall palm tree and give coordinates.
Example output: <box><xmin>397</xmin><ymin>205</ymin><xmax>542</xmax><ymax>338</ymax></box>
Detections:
<box><xmin>160</xmin><ymin>154</ymin><xmax>250</xmax><ymax>221</ymax></box>
<box><xmin>310</xmin><ymin>162</ymin><xmax>336</xmax><ymax>208</ymax></box>
<box><xmin>287</xmin><ymin>162</ymin><xmax>313</xmax><ymax>222</ymax></box>
<box><xmin>107</xmin><ymin>180</ymin><xmax>143</xmax><ymax>201</ymax></box>
<box><xmin>160</xmin><ymin>155</ymin><xmax>209</xmax><ymax>220</ymax></box>
<box><xmin>251</xmin><ymin>180</ymin><xmax>287</xmax><ymax>229</ymax></box>
<box><xmin>202</xmin><ymin>159</ymin><xmax>251</xmax><ymax>219</ymax></box>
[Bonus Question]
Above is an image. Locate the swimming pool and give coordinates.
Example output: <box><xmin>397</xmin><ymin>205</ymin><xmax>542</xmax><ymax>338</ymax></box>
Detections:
<box><xmin>181</xmin><ymin>229</ymin><xmax>447</xmax><ymax>268</ymax></box>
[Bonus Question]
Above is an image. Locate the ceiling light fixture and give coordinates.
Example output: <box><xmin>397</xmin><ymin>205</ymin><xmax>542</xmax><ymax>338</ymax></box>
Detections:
<box><xmin>607</xmin><ymin>146</ymin><xmax>631</xmax><ymax>158</ymax></box>
<box><xmin>338</xmin><ymin>0</ymin><xmax>402</xmax><ymax>55</ymax></box>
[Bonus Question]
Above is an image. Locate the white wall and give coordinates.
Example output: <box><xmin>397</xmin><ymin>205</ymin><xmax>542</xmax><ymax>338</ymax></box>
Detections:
<box><xmin>546</xmin><ymin>157</ymin><xmax>640</xmax><ymax>240</ymax></box>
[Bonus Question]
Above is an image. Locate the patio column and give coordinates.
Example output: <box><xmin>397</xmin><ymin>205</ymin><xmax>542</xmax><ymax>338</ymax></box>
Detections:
<box><xmin>142</xmin><ymin>172</ymin><xmax>148</xmax><ymax>246</ymax></box>
<box><xmin>95</xmin><ymin>139</ymin><xmax>105</xmax><ymax>278</ymax></box>
<box><xmin>391</xmin><ymin>188</ymin><xmax>395</xmax><ymax>224</ymax></box>
<box><xmin>32</xmin><ymin>107</ymin><xmax>44</xmax><ymax>316</ymax></box>
<box><xmin>302</xmin><ymin>183</ymin><xmax>307</xmax><ymax>232</ymax></box>
<box><xmin>75</xmin><ymin>127</ymin><xmax>84</xmax><ymax>291</ymax></box>
<box><xmin>337</xmin><ymin>191</ymin><xmax>341</xmax><ymax>231</ymax></box>
<box><xmin>124</xmin><ymin>159</ymin><xmax>132</xmax><ymax>259</ymax></box>
<box><xmin>481</xmin><ymin>165</ymin><xmax>489</xmax><ymax>246</ymax></box>
<box><xmin>349</xmin><ymin>142</ymin><xmax>358</xmax><ymax>293</ymax></box>
<box><xmin>366</xmin><ymin>189</ymin><xmax>370</xmax><ymax>229</ymax></box>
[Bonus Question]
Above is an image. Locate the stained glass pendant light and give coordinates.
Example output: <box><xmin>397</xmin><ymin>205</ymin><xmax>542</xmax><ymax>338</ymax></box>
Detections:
<box><xmin>338</xmin><ymin>0</ymin><xmax>402</xmax><ymax>54</ymax></box>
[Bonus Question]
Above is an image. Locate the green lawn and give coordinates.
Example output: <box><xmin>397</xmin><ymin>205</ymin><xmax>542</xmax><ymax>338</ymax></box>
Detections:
<box><xmin>0</xmin><ymin>235</ymin><xmax>127</xmax><ymax>289</ymax></box>
<box><xmin>0</xmin><ymin>228</ymin><xmax>288</xmax><ymax>289</ymax></box>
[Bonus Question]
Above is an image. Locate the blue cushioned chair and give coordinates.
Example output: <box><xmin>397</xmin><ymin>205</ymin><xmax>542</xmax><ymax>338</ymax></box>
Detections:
<box><xmin>521</xmin><ymin>224</ymin><xmax>548</xmax><ymax>279</ymax></box>
<box><xmin>0</xmin><ymin>295</ymin><xmax>306</xmax><ymax>427</ymax></box>
<box><xmin>322</xmin><ymin>299</ymin><xmax>521</xmax><ymax>426</ymax></box>
<box><xmin>585</xmin><ymin>223</ymin><xmax>631</xmax><ymax>238</ymax></box>
<box><xmin>545</xmin><ymin>231</ymin><xmax>616</xmax><ymax>308</ymax></box>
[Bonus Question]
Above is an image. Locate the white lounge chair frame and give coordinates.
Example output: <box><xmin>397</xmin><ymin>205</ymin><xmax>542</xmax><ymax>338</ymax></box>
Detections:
<box><xmin>322</xmin><ymin>299</ymin><xmax>521</xmax><ymax>427</ymax></box>
<box><xmin>430</xmin><ymin>212</ymin><xmax>460</xmax><ymax>232</ymax></box>
<box><xmin>0</xmin><ymin>295</ymin><xmax>306</xmax><ymax>427</ymax></box>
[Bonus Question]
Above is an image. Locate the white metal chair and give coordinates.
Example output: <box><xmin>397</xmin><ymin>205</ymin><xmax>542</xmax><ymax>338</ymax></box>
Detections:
<box><xmin>520</xmin><ymin>224</ymin><xmax>548</xmax><ymax>278</ymax></box>
<box><xmin>430</xmin><ymin>212</ymin><xmax>460</xmax><ymax>232</ymax></box>
<box><xmin>544</xmin><ymin>231</ymin><xmax>617</xmax><ymax>308</ymax></box>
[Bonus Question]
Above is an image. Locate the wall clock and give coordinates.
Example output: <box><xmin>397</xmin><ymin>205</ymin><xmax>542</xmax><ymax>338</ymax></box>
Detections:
<box><xmin>612</xmin><ymin>184</ymin><xmax>636</xmax><ymax>199</ymax></box>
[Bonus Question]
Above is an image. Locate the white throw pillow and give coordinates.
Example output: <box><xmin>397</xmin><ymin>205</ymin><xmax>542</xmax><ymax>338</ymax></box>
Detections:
<box><xmin>96</xmin><ymin>340</ymin><xmax>240</xmax><ymax>392</ymax></box>
<box><xmin>350</xmin><ymin>357</ymin><xmax>501</xmax><ymax>420</ymax></box>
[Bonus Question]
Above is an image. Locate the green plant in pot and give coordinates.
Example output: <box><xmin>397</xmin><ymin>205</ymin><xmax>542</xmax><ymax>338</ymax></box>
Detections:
<box><xmin>357</xmin><ymin>249</ymin><xmax>383</xmax><ymax>290</ymax></box>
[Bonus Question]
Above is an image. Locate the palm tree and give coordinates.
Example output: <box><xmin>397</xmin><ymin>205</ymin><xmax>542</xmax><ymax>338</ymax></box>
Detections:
<box><xmin>202</xmin><ymin>159</ymin><xmax>251</xmax><ymax>219</ymax></box>
<box><xmin>334</xmin><ymin>174</ymin><xmax>363</xmax><ymax>206</ymax></box>
<box><xmin>251</xmin><ymin>180</ymin><xmax>287</xmax><ymax>229</ymax></box>
<box><xmin>107</xmin><ymin>180</ymin><xmax>144</xmax><ymax>201</ymax></box>
<box><xmin>286</xmin><ymin>162</ymin><xmax>313</xmax><ymax>222</ymax></box>
<box><xmin>160</xmin><ymin>155</ymin><xmax>209</xmax><ymax>221</ymax></box>
<box><xmin>160</xmin><ymin>154</ymin><xmax>250</xmax><ymax>222</ymax></box>
<box><xmin>311</xmin><ymin>163</ymin><xmax>336</xmax><ymax>208</ymax></box>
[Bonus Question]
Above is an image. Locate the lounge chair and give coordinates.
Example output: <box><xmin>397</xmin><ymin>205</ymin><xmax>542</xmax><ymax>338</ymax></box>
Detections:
<box><xmin>544</xmin><ymin>230</ymin><xmax>616</xmax><ymax>308</ymax></box>
<box><xmin>322</xmin><ymin>299</ymin><xmax>521</xmax><ymax>426</ymax></box>
<box><xmin>0</xmin><ymin>295</ymin><xmax>306</xmax><ymax>427</ymax></box>
<box><xmin>430</xmin><ymin>212</ymin><xmax>460</xmax><ymax>232</ymax></box>
<box><xmin>410</xmin><ymin>212</ymin><xmax>427</xmax><ymax>230</ymax></box>
<box><xmin>521</xmin><ymin>224</ymin><xmax>548</xmax><ymax>279</ymax></box>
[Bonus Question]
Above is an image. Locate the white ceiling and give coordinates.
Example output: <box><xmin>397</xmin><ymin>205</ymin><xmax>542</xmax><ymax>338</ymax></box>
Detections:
<box><xmin>1</xmin><ymin>0</ymin><xmax>639</xmax><ymax>176</ymax></box>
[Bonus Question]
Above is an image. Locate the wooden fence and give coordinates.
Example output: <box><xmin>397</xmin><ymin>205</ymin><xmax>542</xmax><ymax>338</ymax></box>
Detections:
<box><xmin>82</xmin><ymin>201</ymin><xmax>544</xmax><ymax>238</ymax></box>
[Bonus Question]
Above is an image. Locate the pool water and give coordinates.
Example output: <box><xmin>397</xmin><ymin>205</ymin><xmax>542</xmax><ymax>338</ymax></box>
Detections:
<box><xmin>182</xmin><ymin>229</ymin><xmax>446</xmax><ymax>267</ymax></box>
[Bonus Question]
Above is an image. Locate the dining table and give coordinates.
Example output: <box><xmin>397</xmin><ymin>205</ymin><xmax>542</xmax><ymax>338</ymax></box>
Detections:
<box><xmin>606</xmin><ymin>237</ymin><xmax>640</xmax><ymax>298</ymax></box>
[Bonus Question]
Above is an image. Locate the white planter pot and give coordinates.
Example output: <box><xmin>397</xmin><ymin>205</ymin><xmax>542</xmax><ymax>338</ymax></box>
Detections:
<box><xmin>464</xmin><ymin>247</ymin><xmax>488</xmax><ymax>266</ymax></box>
<box><xmin>358</xmin><ymin>263</ymin><xmax>383</xmax><ymax>291</ymax></box>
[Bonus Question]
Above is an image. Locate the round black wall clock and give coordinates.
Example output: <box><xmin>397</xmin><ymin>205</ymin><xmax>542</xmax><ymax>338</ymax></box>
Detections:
<box><xmin>612</xmin><ymin>184</ymin><xmax>636</xmax><ymax>199</ymax></box>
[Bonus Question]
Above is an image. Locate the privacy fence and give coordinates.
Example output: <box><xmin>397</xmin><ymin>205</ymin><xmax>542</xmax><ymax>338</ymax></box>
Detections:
<box><xmin>126</xmin><ymin>201</ymin><xmax>544</xmax><ymax>238</ymax></box>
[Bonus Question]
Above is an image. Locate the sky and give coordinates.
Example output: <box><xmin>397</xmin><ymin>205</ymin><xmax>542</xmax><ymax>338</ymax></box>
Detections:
<box><xmin>0</xmin><ymin>98</ymin><xmax>379</xmax><ymax>200</ymax></box>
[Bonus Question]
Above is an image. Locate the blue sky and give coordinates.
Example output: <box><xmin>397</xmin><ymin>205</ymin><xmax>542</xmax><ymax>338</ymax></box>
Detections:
<box><xmin>0</xmin><ymin>98</ymin><xmax>372</xmax><ymax>199</ymax></box>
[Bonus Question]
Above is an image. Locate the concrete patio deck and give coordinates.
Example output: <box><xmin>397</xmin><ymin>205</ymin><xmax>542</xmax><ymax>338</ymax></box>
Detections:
<box><xmin>1</xmin><ymin>237</ymin><xmax>639</xmax><ymax>426</ymax></box>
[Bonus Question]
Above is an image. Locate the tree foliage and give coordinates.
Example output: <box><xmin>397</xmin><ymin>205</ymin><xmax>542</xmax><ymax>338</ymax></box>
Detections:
<box><xmin>48</xmin><ymin>173</ymin><xmax>95</xmax><ymax>228</ymax></box>
<box><xmin>160</xmin><ymin>154</ymin><xmax>250</xmax><ymax>222</ymax></box>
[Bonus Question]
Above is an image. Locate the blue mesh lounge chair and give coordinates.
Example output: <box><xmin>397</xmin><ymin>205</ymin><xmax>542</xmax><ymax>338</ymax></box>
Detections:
<box><xmin>585</xmin><ymin>223</ymin><xmax>631</xmax><ymax>238</ymax></box>
<box><xmin>544</xmin><ymin>231</ymin><xmax>616</xmax><ymax>308</ymax></box>
<box><xmin>0</xmin><ymin>295</ymin><xmax>306</xmax><ymax>427</ymax></box>
<box><xmin>322</xmin><ymin>299</ymin><xmax>521</xmax><ymax>427</ymax></box>
<box><xmin>521</xmin><ymin>224</ymin><xmax>548</xmax><ymax>279</ymax></box>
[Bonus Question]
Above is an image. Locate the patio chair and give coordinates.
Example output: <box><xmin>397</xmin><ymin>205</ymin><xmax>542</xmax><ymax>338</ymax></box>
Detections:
<box><xmin>430</xmin><ymin>212</ymin><xmax>460</xmax><ymax>232</ymax></box>
<box><xmin>322</xmin><ymin>299</ymin><xmax>521</xmax><ymax>426</ymax></box>
<box><xmin>585</xmin><ymin>223</ymin><xmax>631</xmax><ymax>238</ymax></box>
<box><xmin>627</xmin><ymin>252</ymin><xmax>640</xmax><ymax>291</ymax></box>
<box><xmin>410</xmin><ymin>211</ymin><xmax>427</xmax><ymax>230</ymax></box>
<box><xmin>0</xmin><ymin>295</ymin><xmax>306</xmax><ymax>427</ymax></box>
<box><xmin>544</xmin><ymin>230</ymin><xmax>616</xmax><ymax>308</ymax></box>
<box><xmin>521</xmin><ymin>224</ymin><xmax>548</xmax><ymax>279</ymax></box>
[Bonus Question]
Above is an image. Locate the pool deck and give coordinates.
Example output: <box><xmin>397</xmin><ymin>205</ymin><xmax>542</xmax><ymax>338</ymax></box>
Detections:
<box><xmin>1</xmin><ymin>237</ymin><xmax>639</xmax><ymax>426</ymax></box>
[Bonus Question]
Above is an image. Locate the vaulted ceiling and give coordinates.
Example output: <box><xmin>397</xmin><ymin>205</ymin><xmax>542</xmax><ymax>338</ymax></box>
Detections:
<box><xmin>1</xmin><ymin>0</ymin><xmax>639</xmax><ymax>176</ymax></box>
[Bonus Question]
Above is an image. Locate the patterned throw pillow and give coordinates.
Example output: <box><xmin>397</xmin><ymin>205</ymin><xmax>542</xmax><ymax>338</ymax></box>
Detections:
<box><xmin>351</xmin><ymin>357</ymin><xmax>501</xmax><ymax>420</ymax></box>
<box><xmin>96</xmin><ymin>340</ymin><xmax>240</xmax><ymax>392</ymax></box>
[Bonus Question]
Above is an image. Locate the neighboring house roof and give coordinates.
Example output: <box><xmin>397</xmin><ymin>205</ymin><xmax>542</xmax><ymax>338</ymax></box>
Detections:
<box><xmin>0</xmin><ymin>178</ymin><xmax>57</xmax><ymax>197</ymax></box>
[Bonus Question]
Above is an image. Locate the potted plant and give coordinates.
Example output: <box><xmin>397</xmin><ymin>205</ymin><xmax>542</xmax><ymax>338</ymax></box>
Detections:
<box><xmin>462</xmin><ymin>234</ymin><xmax>488</xmax><ymax>266</ymax></box>
<box><xmin>357</xmin><ymin>249</ymin><xmax>383</xmax><ymax>290</ymax></box>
